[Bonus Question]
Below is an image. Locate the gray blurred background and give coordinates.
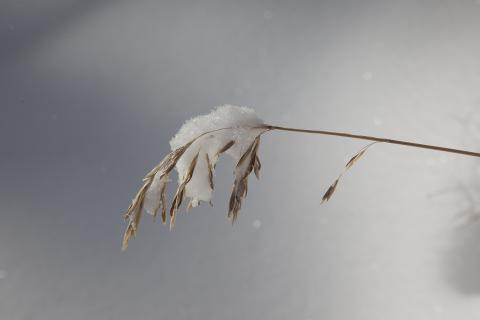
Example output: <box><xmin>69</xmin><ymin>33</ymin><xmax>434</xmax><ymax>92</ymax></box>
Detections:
<box><xmin>2</xmin><ymin>0</ymin><xmax>480</xmax><ymax>319</ymax></box>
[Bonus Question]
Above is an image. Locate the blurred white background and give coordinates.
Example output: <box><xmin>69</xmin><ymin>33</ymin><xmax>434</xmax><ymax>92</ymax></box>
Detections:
<box><xmin>1</xmin><ymin>0</ymin><xmax>480</xmax><ymax>319</ymax></box>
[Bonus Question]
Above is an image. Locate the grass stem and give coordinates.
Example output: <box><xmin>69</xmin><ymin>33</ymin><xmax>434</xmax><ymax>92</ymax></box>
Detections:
<box><xmin>267</xmin><ymin>125</ymin><xmax>480</xmax><ymax>158</ymax></box>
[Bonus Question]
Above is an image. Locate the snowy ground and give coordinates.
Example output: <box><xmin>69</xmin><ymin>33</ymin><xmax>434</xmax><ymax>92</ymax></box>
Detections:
<box><xmin>2</xmin><ymin>0</ymin><xmax>480</xmax><ymax>319</ymax></box>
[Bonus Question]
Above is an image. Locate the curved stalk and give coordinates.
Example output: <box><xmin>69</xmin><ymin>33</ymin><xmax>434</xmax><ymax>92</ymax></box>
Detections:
<box><xmin>266</xmin><ymin>125</ymin><xmax>480</xmax><ymax>158</ymax></box>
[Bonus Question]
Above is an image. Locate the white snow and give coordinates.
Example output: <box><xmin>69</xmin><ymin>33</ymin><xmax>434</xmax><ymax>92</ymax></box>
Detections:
<box><xmin>144</xmin><ymin>105</ymin><xmax>265</xmax><ymax>213</ymax></box>
<box><xmin>171</xmin><ymin>105</ymin><xmax>264</xmax><ymax>207</ymax></box>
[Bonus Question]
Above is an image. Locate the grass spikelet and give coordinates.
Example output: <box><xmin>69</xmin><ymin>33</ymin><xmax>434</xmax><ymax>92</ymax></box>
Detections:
<box><xmin>321</xmin><ymin>142</ymin><xmax>379</xmax><ymax>204</ymax></box>
<box><xmin>206</xmin><ymin>153</ymin><xmax>214</xmax><ymax>190</ymax></box>
<box><xmin>254</xmin><ymin>155</ymin><xmax>261</xmax><ymax>179</ymax></box>
<box><xmin>228</xmin><ymin>136</ymin><xmax>261</xmax><ymax>223</ymax></box>
<box><xmin>321</xmin><ymin>179</ymin><xmax>339</xmax><ymax>204</ymax></box>
<box><xmin>216</xmin><ymin>140</ymin><xmax>235</xmax><ymax>158</ymax></box>
<box><xmin>122</xmin><ymin>142</ymin><xmax>194</xmax><ymax>250</ymax></box>
<box><xmin>170</xmin><ymin>152</ymin><xmax>200</xmax><ymax>229</ymax></box>
<box><xmin>345</xmin><ymin>142</ymin><xmax>377</xmax><ymax>169</ymax></box>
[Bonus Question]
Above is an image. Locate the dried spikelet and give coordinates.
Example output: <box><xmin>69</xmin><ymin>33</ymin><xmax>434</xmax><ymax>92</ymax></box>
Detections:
<box><xmin>320</xmin><ymin>142</ymin><xmax>378</xmax><ymax>204</ymax></box>
<box><xmin>122</xmin><ymin>225</ymin><xmax>135</xmax><ymax>252</ymax></box>
<box><xmin>160</xmin><ymin>182</ymin><xmax>167</xmax><ymax>224</ymax></box>
<box><xmin>345</xmin><ymin>142</ymin><xmax>377</xmax><ymax>169</ymax></box>
<box><xmin>143</xmin><ymin>142</ymin><xmax>193</xmax><ymax>182</ymax></box>
<box><xmin>206</xmin><ymin>153</ymin><xmax>214</xmax><ymax>189</ymax></box>
<box><xmin>236</xmin><ymin>139</ymin><xmax>256</xmax><ymax>167</ymax></box>
<box><xmin>212</xmin><ymin>140</ymin><xmax>235</xmax><ymax>169</ymax></box>
<box><xmin>216</xmin><ymin>140</ymin><xmax>235</xmax><ymax>158</ymax></box>
<box><xmin>346</xmin><ymin>150</ymin><xmax>367</xmax><ymax>169</ymax></box>
<box><xmin>122</xmin><ymin>142</ymin><xmax>193</xmax><ymax>250</ymax></box>
<box><xmin>254</xmin><ymin>155</ymin><xmax>261</xmax><ymax>179</ymax></box>
<box><xmin>250</xmin><ymin>136</ymin><xmax>260</xmax><ymax>166</ymax></box>
<box><xmin>229</xmin><ymin>178</ymin><xmax>249</xmax><ymax>223</ymax></box>
<box><xmin>228</xmin><ymin>177</ymin><xmax>246</xmax><ymax>223</ymax></box>
<box><xmin>321</xmin><ymin>179</ymin><xmax>339</xmax><ymax>204</ymax></box>
<box><xmin>123</xmin><ymin>182</ymin><xmax>149</xmax><ymax>220</ymax></box>
<box><xmin>246</xmin><ymin>136</ymin><xmax>261</xmax><ymax>183</ymax></box>
<box><xmin>170</xmin><ymin>152</ymin><xmax>200</xmax><ymax>229</ymax></box>
<box><xmin>123</xmin><ymin>106</ymin><xmax>270</xmax><ymax>250</ymax></box>
<box><xmin>228</xmin><ymin>136</ymin><xmax>261</xmax><ymax>223</ymax></box>
<box><xmin>122</xmin><ymin>182</ymin><xmax>150</xmax><ymax>251</ymax></box>
<box><xmin>147</xmin><ymin>174</ymin><xmax>169</xmax><ymax>222</ymax></box>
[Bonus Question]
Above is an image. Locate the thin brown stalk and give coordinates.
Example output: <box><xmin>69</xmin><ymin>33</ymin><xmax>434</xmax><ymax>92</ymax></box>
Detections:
<box><xmin>265</xmin><ymin>124</ymin><xmax>480</xmax><ymax>202</ymax></box>
<box><xmin>267</xmin><ymin>125</ymin><xmax>480</xmax><ymax>158</ymax></box>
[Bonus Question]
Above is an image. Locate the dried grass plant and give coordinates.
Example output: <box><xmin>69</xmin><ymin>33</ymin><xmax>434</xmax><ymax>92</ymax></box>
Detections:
<box><xmin>122</xmin><ymin>106</ymin><xmax>480</xmax><ymax>250</ymax></box>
